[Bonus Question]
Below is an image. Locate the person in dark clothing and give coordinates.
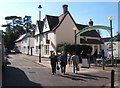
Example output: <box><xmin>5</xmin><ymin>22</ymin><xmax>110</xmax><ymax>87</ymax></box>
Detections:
<box><xmin>60</xmin><ymin>51</ymin><xmax>67</xmax><ymax>74</ymax></box>
<box><xmin>101</xmin><ymin>49</ymin><xmax>105</xmax><ymax>58</ymax></box>
<box><xmin>92</xmin><ymin>49</ymin><xmax>98</xmax><ymax>64</ymax></box>
<box><xmin>49</xmin><ymin>52</ymin><xmax>58</xmax><ymax>75</ymax></box>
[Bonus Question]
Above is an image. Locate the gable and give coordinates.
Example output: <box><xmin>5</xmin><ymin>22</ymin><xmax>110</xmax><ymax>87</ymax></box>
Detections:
<box><xmin>42</xmin><ymin>17</ymin><xmax>51</xmax><ymax>33</ymax></box>
<box><xmin>34</xmin><ymin>21</ymin><xmax>40</xmax><ymax>36</ymax></box>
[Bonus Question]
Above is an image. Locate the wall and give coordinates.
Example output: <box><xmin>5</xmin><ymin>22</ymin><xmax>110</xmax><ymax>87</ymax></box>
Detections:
<box><xmin>42</xmin><ymin>32</ymin><xmax>55</xmax><ymax>57</ymax></box>
<box><xmin>56</xmin><ymin>14</ymin><xmax>79</xmax><ymax>45</ymax></box>
<box><xmin>104</xmin><ymin>42</ymin><xmax>119</xmax><ymax>57</ymax></box>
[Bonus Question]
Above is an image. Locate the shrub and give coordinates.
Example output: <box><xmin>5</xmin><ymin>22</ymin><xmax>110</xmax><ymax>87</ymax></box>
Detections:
<box><xmin>57</xmin><ymin>43</ymin><xmax>92</xmax><ymax>56</ymax></box>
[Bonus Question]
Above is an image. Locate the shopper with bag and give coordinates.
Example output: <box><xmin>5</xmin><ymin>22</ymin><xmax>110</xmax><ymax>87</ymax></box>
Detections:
<box><xmin>49</xmin><ymin>52</ymin><xmax>58</xmax><ymax>75</ymax></box>
<box><xmin>71</xmin><ymin>52</ymin><xmax>80</xmax><ymax>74</ymax></box>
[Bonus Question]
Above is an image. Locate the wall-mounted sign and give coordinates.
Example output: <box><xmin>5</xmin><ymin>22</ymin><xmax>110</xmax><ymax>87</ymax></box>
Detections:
<box><xmin>46</xmin><ymin>40</ymin><xmax>50</xmax><ymax>44</ymax></box>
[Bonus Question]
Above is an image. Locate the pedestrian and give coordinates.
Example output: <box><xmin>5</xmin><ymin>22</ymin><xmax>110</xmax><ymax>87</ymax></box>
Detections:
<box><xmin>71</xmin><ymin>52</ymin><xmax>80</xmax><ymax>74</ymax></box>
<box><xmin>92</xmin><ymin>49</ymin><xmax>98</xmax><ymax>64</ymax></box>
<box><xmin>101</xmin><ymin>49</ymin><xmax>105</xmax><ymax>58</ymax></box>
<box><xmin>67</xmin><ymin>52</ymin><xmax>72</xmax><ymax>67</ymax></box>
<box><xmin>49</xmin><ymin>52</ymin><xmax>58</xmax><ymax>75</ymax></box>
<box><xmin>99</xmin><ymin>49</ymin><xmax>102</xmax><ymax>58</ymax></box>
<box><xmin>60</xmin><ymin>51</ymin><xmax>67</xmax><ymax>74</ymax></box>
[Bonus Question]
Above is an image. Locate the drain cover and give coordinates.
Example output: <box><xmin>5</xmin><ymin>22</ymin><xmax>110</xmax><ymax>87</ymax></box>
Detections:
<box><xmin>29</xmin><ymin>72</ymin><xmax>36</xmax><ymax>74</ymax></box>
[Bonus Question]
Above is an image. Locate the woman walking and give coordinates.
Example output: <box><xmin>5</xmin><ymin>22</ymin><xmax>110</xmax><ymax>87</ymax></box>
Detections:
<box><xmin>49</xmin><ymin>52</ymin><xmax>58</xmax><ymax>75</ymax></box>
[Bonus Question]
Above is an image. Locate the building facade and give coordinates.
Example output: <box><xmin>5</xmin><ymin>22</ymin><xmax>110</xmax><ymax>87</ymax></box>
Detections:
<box><xmin>33</xmin><ymin>4</ymin><xmax>103</xmax><ymax>57</ymax></box>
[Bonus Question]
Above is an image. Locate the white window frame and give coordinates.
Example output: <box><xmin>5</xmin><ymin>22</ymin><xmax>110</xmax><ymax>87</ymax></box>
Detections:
<box><xmin>44</xmin><ymin>45</ymin><xmax>49</xmax><ymax>55</ymax></box>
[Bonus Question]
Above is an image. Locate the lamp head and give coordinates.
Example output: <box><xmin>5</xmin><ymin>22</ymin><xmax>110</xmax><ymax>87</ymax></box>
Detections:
<box><xmin>38</xmin><ymin>5</ymin><xmax>42</xmax><ymax>9</ymax></box>
<box><xmin>73</xmin><ymin>27</ymin><xmax>77</xmax><ymax>31</ymax></box>
<box><xmin>108</xmin><ymin>16</ymin><xmax>113</xmax><ymax>20</ymax></box>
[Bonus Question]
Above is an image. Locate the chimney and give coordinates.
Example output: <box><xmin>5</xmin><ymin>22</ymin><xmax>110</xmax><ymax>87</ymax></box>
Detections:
<box><xmin>63</xmin><ymin>4</ymin><xmax>68</xmax><ymax>14</ymax></box>
<box><xmin>89</xmin><ymin>19</ymin><xmax>93</xmax><ymax>26</ymax></box>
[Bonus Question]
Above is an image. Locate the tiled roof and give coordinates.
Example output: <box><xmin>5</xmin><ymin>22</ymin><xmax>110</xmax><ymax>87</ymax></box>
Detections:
<box><xmin>16</xmin><ymin>33</ymin><xmax>31</xmax><ymax>42</ymax></box>
<box><xmin>101</xmin><ymin>37</ymin><xmax>111</xmax><ymax>42</ymax></box>
<box><xmin>46</xmin><ymin>15</ymin><xmax>59</xmax><ymax>30</ymax></box>
<box><xmin>38</xmin><ymin>11</ymin><xmax>100</xmax><ymax>38</ymax></box>
<box><xmin>80</xmin><ymin>38</ymin><xmax>103</xmax><ymax>44</ymax></box>
<box><xmin>37</xmin><ymin>21</ymin><xmax>43</xmax><ymax>34</ymax></box>
<box><xmin>113</xmin><ymin>34</ymin><xmax>120</xmax><ymax>41</ymax></box>
<box><xmin>76</xmin><ymin>24</ymin><xmax>100</xmax><ymax>37</ymax></box>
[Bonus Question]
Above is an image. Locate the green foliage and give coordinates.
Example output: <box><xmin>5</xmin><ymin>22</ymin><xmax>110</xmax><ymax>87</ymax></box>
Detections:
<box><xmin>57</xmin><ymin>43</ymin><xmax>92</xmax><ymax>56</ymax></box>
<box><xmin>2</xmin><ymin>15</ymin><xmax>35</xmax><ymax>51</ymax></box>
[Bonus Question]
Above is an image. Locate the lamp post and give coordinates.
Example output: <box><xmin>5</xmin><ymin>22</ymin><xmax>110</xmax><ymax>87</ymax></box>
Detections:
<box><xmin>38</xmin><ymin>5</ymin><xmax>42</xmax><ymax>62</ymax></box>
<box><xmin>73</xmin><ymin>27</ymin><xmax>77</xmax><ymax>54</ymax></box>
<box><xmin>108</xmin><ymin>16</ymin><xmax>114</xmax><ymax>66</ymax></box>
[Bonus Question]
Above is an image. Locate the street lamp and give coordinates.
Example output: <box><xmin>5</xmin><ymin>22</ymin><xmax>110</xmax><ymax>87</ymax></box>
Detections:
<box><xmin>38</xmin><ymin>5</ymin><xmax>42</xmax><ymax>63</ymax></box>
<box><xmin>73</xmin><ymin>27</ymin><xmax>77</xmax><ymax>54</ymax></box>
<box><xmin>108</xmin><ymin>16</ymin><xmax>114</xmax><ymax>66</ymax></box>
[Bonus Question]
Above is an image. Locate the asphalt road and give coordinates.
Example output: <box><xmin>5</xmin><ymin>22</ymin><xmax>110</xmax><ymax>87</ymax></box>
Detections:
<box><xmin>2</xmin><ymin>53</ymin><xmax>119</xmax><ymax>88</ymax></box>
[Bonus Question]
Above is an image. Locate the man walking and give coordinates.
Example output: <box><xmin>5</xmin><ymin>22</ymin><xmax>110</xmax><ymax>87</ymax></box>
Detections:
<box><xmin>60</xmin><ymin>51</ymin><xmax>67</xmax><ymax>74</ymax></box>
<box><xmin>49</xmin><ymin>52</ymin><xmax>58</xmax><ymax>75</ymax></box>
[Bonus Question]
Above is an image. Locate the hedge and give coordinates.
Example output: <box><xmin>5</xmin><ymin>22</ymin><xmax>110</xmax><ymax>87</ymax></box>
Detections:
<box><xmin>57</xmin><ymin>43</ymin><xmax>92</xmax><ymax>56</ymax></box>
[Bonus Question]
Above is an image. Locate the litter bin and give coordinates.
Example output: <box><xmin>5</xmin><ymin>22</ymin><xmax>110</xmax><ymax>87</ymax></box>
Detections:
<box><xmin>81</xmin><ymin>58</ymin><xmax>90</xmax><ymax>68</ymax></box>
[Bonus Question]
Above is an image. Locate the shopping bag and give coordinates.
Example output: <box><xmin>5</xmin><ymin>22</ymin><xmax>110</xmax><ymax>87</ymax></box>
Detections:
<box><xmin>56</xmin><ymin>65</ymin><xmax>60</xmax><ymax>70</ymax></box>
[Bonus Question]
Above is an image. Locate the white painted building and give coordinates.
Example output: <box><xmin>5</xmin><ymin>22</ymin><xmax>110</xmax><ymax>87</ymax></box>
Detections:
<box><xmin>16</xmin><ymin>33</ymin><xmax>34</xmax><ymax>55</ymax></box>
<box><xmin>34</xmin><ymin>5</ymin><xmax>103</xmax><ymax>57</ymax></box>
<box><xmin>103</xmin><ymin>35</ymin><xmax>120</xmax><ymax>57</ymax></box>
<box><xmin>104</xmin><ymin>41</ymin><xmax>120</xmax><ymax>57</ymax></box>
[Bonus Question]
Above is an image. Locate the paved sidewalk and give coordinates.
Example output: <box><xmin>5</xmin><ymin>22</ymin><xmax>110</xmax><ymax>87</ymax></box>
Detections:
<box><xmin>21</xmin><ymin>54</ymin><xmax>119</xmax><ymax>73</ymax></box>
<box><xmin>19</xmin><ymin>54</ymin><xmax>119</xmax><ymax>87</ymax></box>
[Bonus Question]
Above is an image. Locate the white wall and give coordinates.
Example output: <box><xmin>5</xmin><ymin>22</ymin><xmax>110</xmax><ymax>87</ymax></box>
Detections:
<box><xmin>41</xmin><ymin>32</ymin><xmax>56</xmax><ymax>57</ymax></box>
<box><xmin>42</xmin><ymin>18</ymin><xmax>50</xmax><ymax>32</ymax></box>
<box><xmin>56</xmin><ymin>14</ymin><xmax>79</xmax><ymax>45</ymax></box>
<box><xmin>21</xmin><ymin>38</ymin><xmax>28</xmax><ymax>54</ymax></box>
<box><xmin>104</xmin><ymin>42</ymin><xmax>120</xmax><ymax>57</ymax></box>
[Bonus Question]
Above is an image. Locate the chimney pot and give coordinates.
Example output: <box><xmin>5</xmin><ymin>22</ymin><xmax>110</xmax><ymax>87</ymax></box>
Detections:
<box><xmin>89</xmin><ymin>19</ymin><xmax>93</xmax><ymax>26</ymax></box>
<box><xmin>63</xmin><ymin>4</ymin><xmax>68</xmax><ymax>14</ymax></box>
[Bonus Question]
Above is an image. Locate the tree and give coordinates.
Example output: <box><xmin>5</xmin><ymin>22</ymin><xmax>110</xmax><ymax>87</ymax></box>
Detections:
<box><xmin>23</xmin><ymin>16</ymin><xmax>32</xmax><ymax>33</ymax></box>
<box><xmin>5</xmin><ymin>16</ymin><xmax>22</xmax><ymax>32</ymax></box>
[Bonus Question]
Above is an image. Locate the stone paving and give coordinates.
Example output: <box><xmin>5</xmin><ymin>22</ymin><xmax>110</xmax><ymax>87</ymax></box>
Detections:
<box><xmin>18</xmin><ymin>54</ymin><xmax>120</xmax><ymax>87</ymax></box>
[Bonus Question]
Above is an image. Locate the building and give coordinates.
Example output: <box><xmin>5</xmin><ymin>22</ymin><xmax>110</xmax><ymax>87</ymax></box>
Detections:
<box><xmin>34</xmin><ymin>4</ymin><xmax>103</xmax><ymax>57</ymax></box>
<box><xmin>102</xmin><ymin>34</ymin><xmax>120</xmax><ymax>57</ymax></box>
<box><xmin>15</xmin><ymin>33</ymin><xmax>34</xmax><ymax>55</ymax></box>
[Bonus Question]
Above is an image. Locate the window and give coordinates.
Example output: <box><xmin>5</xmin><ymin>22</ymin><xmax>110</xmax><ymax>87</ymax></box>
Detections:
<box><xmin>44</xmin><ymin>45</ymin><xmax>49</xmax><ymax>55</ymax></box>
<box><xmin>36</xmin><ymin>46</ymin><xmax>39</xmax><ymax>54</ymax></box>
<box><xmin>44</xmin><ymin>21</ymin><xmax>47</xmax><ymax>29</ymax></box>
<box><xmin>46</xmin><ymin>33</ymin><xmax>48</xmax><ymax>40</ymax></box>
<box><xmin>36</xmin><ymin>36</ymin><xmax>38</xmax><ymax>42</ymax></box>
<box><xmin>24</xmin><ymin>39</ymin><xmax>27</xmax><ymax>43</ymax></box>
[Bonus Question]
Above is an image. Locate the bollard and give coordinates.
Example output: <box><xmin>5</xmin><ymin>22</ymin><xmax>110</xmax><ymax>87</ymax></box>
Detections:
<box><xmin>102</xmin><ymin>57</ymin><xmax>105</xmax><ymax>70</ymax></box>
<box><xmin>88</xmin><ymin>57</ymin><xmax>90</xmax><ymax>68</ymax></box>
<box><xmin>111</xmin><ymin>70</ymin><xmax>115</xmax><ymax>88</ymax></box>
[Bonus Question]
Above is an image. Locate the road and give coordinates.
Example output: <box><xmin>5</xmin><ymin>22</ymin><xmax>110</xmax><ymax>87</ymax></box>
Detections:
<box><xmin>2</xmin><ymin>53</ymin><xmax>119</xmax><ymax>88</ymax></box>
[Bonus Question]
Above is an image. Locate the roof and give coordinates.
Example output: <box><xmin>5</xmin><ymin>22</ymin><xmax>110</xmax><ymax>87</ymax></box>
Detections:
<box><xmin>38</xmin><ymin>8</ymin><xmax>100</xmax><ymax>38</ymax></box>
<box><xmin>101</xmin><ymin>37</ymin><xmax>111</xmax><ymax>42</ymax></box>
<box><xmin>76</xmin><ymin>24</ymin><xmax>101</xmax><ymax>37</ymax></box>
<box><xmin>80</xmin><ymin>38</ymin><xmax>103</xmax><ymax>44</ymax></box>
<box><xmin>46</xmin><ymin>15</ymin><xmax>59</xmax><ymax>30</ymax></box>
<box><xmin>16</xmin><ymin>33</ymin><xmax>31</xmax><ymax>42</ymax></box>
<box><xmin>113</xmin><ymin>34</ymin><xmax>120</xmax><ymax>41</ymax></box>
<box><xmin>37</xmin><ymin>21</ymin><xmax>44</xmax><ymax>34</ymax></box>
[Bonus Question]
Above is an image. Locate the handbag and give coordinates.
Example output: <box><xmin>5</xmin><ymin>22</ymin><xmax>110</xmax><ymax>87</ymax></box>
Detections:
<box><xmin>56</xmin><ymin>65</ymin><xmax>60</xmax><ymax>70</ymax></box>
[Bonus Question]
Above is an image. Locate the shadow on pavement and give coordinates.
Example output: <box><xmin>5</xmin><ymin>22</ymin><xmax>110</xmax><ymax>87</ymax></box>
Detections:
<box><xmin>57</xmin><ymin>72</ymin><xmax>109</xmax><ymax>82</ymax></box>
<box><xmin>76</xmin><ymin>73</ymin><xmax>109</xmax><ymax>79</ymax></box>
<box><xmin>57</xmin><ymin>74</ymin><xmax>87</xmax><ymax>81</ymax></box>
<box><xmin>2</xmin><ymin>66</ymin><xmax>43</xmax><ymax>88</ymax></box>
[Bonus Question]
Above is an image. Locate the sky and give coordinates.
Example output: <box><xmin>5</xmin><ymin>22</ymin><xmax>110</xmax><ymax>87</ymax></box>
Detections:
<box><xmin>0</xmin><ymin>1</ymin><xmax>119</xmax><ymax>38</ymax></box>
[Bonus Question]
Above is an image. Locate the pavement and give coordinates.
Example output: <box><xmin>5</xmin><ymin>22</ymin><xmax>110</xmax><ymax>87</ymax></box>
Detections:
<box><xmin>11</xmin><ymin>54</ymin><xmax>120</xmax><ymax>87</ymax></box>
